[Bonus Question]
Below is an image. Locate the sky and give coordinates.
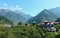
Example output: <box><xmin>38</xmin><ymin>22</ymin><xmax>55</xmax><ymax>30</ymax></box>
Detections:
<box><xmin>0</xmin><ymin>0</ymin><xmax>60</xmax><ymax>16</ymax></box>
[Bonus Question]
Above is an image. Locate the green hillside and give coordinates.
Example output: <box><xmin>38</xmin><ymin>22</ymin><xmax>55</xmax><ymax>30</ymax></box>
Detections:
<box><xmin>0</xmin><ymin>9</ymin><xmax>32</xmax><ymax>25</ymax></box>
<box><xmin>0</xmin><ymin>16</ymin><xmax>13</xmax><ymax>24</ymax></box>
<box><xmin>0</xmin><ymin>24</ymin><xmax>60</xmax><ymax>38</ymax></box>
<box><xmin>49</xmin><ymin>7</ymin><xmax>60</xmax><ymax>17</ymax></box>
<box><xmin>28</xmin><ymin>9</ymin><xmax>57</xmax><ymax>23</ymax></box>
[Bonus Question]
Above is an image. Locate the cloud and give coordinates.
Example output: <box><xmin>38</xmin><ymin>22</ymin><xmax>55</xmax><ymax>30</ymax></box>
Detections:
<box><xmin>0</xmin><ymin>4</ymin><xmax>22</xmax><ymax>11</ymax></box>
<box><xmin>15</xmin><ymin>7</ymin><xmax>22</xmax><ymax>10</ymax></box>
<box><xmin>0</xmin><ymin>7</ymin><xmax>8</xmax><ymax>10</ymax></box>
<box><xmin>10</xmin><ymin>5</ymin><xmax>22</xmax><ymax>11</ymax></box>
<box><xmin>15</xmin><ymin>5</ymin><xmax>22</xmax><ymax>10</ymax></box>
<box><xmin>3</xmin><ymin>8</ymin><xmax>8</xmax><ymax>9</ymax></box>
<box><xmin>3</xmin><ymin>3</ymin><xmax>7</xmax><ymax>6</ymax></box>
<box><xmin>16</xmin><ymin>5</ymin><xmax>19</xmax><ymax>8</ymax></box>
<box><xmin>18</xmin><ymin>8</ymin><xmax>22</xmax><ymax>10</ymax></box>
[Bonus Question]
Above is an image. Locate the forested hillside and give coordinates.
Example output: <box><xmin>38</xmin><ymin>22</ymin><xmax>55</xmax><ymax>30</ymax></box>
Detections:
<box><xmin>28</xmin><ymin>9</ymin><xmax>57</xmax><ymax>24</ymax></box>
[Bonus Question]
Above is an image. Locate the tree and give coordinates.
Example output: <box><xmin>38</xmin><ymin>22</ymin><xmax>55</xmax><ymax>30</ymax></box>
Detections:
<box><xmin>55</xmin><ymin>18</ymin><xmax>60</xmax><ymax>22</ymax></box>
<box><xmin>55</xmin><ymin>18</ymin><xmax>60</xmax><ymax>24</ymax></box>
<box><xmin>18</xmin><ymin>22</ymin><xmax>22</xmax><ymax>25</ymax></box>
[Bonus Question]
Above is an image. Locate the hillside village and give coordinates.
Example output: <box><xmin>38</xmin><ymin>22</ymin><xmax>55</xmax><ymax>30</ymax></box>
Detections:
<box><xmin>0</xmin><ymin>8</ymin><xmax>60</xmax><ymax>38</ymax></box>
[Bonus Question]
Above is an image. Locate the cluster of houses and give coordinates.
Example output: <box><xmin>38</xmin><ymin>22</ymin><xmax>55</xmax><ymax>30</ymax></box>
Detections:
<box><xmin>24</xmin><ymin>21</ymin><xmax>59</xmax><ymax>32</ymax></box>
<box><xmin>3</xmin><ymin>20</ymin><xmax>59</xmax><ymax>32</ymax></box>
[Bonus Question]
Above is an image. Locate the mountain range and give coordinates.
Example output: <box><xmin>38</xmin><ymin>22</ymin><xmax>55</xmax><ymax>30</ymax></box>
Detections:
<box><xmin>49</xmin><ymin>7</ymin><xmax>60</xmax><ymax>17</ymax></box>
<box><xmin>0</xmin><ymin>7</ymin><xmax>60</xmax><ymax>24</ymax></box>
<box><xmin>28</xmin><ymin>9</ymin><xmax>58</xmax><ymax>24</ymax></box>
<box><xmin>0</xmin><ymin>9</ymin><xmax>32</xmax><ymax>25</ymax></box>
<box><xmin>0</xmin><ymin>16</ymin><xmax>12</xmax><ymax>24</ymax></box>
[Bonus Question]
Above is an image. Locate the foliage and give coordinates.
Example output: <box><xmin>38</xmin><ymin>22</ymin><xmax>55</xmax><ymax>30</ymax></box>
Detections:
<box><xmin>18</xmin><ymin>22</ymin><xmax>22</xmax><ymax>26</ymax></box>
<box><xmin>55</xmin><ymin>18</ymin><xmax>60</xmax><ymax>24</ymax></box>
<box><xmin>0</xmin><ymin>24</ymin><xmax>60</xmax><ymax>38</ymax></box>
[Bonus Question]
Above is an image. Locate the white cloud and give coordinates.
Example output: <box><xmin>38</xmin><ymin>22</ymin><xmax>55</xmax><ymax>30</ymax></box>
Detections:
<box><xmin>3</xmin><ymin>3</ymin><xmax>7</xmax><ymax>6</ymax></box>
<box><xmin>16</xmin><ymin>5</ymin><xmax>19</xmax><ymax>8</ymax></box>
<box><xmin>0</xmin><ymin>4</ymin><xmax>22</xmax><ymax>11</ymax></box>
<box><xmin>15</xmin><ymin>5</ymin><xmax>22</xmax><ymax>10</ymax></box>
<box><xmin>10</xmin><ymin>6</ymin><xmax>22</xmax><ymax>11</ymax></box>
<box><xmin>18</xmin><ymin>8</ymin><xmax>22</xmax><ymax>10</ymax></box>
<box><xmin>3</xmin><ymin>8</ymin><xmax>8</xmax><ymax>9</ymax></box>
<box><xmin>0</xmin><ymin>3</ymin><xmax>8</xmax><ymax>9</ymax></box>
<box><xmin>0</xmin><ymin>7</ymin><xmax>8</xmax><ymax>10</ymax></box>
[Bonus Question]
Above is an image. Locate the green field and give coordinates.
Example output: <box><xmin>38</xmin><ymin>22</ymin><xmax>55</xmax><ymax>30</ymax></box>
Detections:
<box><xmin>0</xmin><ymin>24</ymin><xmax>60</xmax><ymax>38</ymax></box>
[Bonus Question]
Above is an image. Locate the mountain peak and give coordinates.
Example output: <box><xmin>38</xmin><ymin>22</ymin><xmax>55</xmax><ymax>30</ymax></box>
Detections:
<box><xmin>0</xmin><ymin>8</ymin><xmax>10</xmax><ymax>12</ymax></box>
<box><xmin>28</xmin><ymin>9</ymin><xmax>57</xmax><ymax>23</ymax></box>
<box><xmin>38</xmin><ymin>9</ymin><xmax>50</xmax><ymax>15</ymax></box>
<box><xmin>40</xmin><ymin>9</ymin><xmax>50</xmax><ymax>14</ymax></box>
<box><xmin>43</xmin><ymin>9</ymin><xmax>48</xmax><ymax>11</ymax></box>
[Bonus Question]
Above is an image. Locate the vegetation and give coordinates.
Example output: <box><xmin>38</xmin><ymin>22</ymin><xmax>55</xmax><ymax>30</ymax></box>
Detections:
<box><xmin>28</xmin><ymin>9</ymin><xmax>57</xmax><ymax>23</ymax></box>
<box><xmin>0</xmin><ymin>24</ymin><xmax>60</xmax><ymax>38</ymax></box>
<box><xmin>55</xmin><ymin>18</ymin><xmax>60</xmax><ymax>24</ymax></box>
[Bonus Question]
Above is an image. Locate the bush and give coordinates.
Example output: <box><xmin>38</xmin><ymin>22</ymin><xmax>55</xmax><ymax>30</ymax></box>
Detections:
<box><xmin>0</xmin><ymin>24</ymin><xmax>60</xmax><ymax>38</ymax></box>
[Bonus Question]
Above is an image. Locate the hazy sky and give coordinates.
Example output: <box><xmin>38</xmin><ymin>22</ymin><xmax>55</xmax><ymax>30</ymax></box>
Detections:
<box><xmin>0</xmin><ymin>0</ymin><xmax>60</xmax><ymax>16</ymax></box>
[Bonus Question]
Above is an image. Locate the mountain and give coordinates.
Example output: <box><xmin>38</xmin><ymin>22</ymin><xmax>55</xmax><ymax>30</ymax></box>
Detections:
<box><xmin>0</xmin><ymin>9</ymin><xmax>32</xmax><ymax>25</ymax></box>
<box><xmin>49</xmin><ymin>7</ymin><xmax>60</xmax><ymax>17</ymax></box>
<box><xmin>15</xmin><ymin>11</ymin><xmax>32</xmax><ymax>22</ymax></box>
<box><xmin>28</xmin><ymin>9</ymin><xmax>57</xmax><ymax>24</ymax></box>
<box><xmin>0</xmin><ymin>16</ymin><xmax>12</xmax><ymax>25</ymax></box>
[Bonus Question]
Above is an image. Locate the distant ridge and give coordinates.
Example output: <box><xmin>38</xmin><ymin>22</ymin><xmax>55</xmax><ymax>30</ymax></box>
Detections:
<box><xmin>0</xmin><ymin>9</ymin><xmax>32</xmax><ymax>25</ymax></box>
<box><xmin>49</xmin><ymin>7</ymin><xmax>60</xmax><ymax>17</ymax></box>
<box><xmin>0</xmin><ymin>16</ymin><xmax>12</xmax><ymax>24</ymax></box>
<box><xmin>28</xmin><ymin>9</ymin><xmax>57</xmax><ymax>23</ymax></box>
